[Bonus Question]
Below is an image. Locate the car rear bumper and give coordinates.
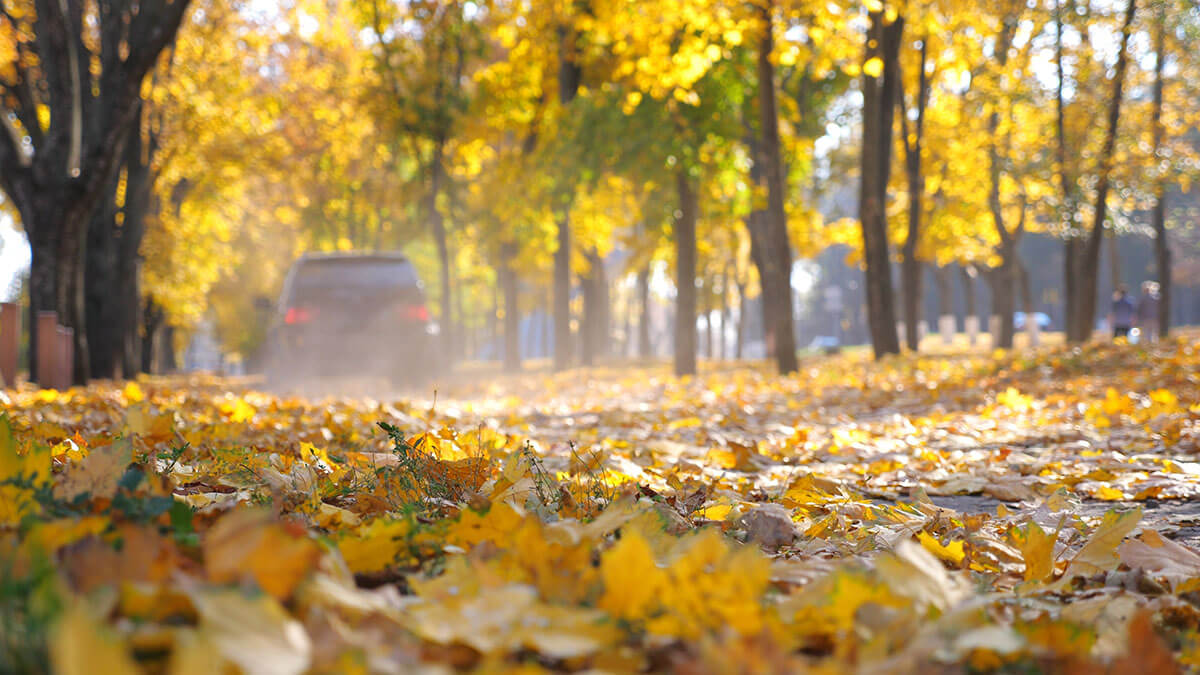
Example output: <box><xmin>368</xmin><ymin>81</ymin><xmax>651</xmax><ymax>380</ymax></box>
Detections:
<box><xmin>270</xmin><ymin>327</ymin><xmax>438</xmax><ymax>378</ymax></box>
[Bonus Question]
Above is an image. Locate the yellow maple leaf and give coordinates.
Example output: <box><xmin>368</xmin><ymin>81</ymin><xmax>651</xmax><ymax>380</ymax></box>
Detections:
<box><xmin>1012</xmin><ymin>520</ymin><xmax>1057</xmax><ymax>582</ymax></box>
<box><xmin>918</xmin><ymin>531</ymin><xmax>966</xmax><ymax>565</ymax></box>
<box><xmin>598</xmin><ymin>530</ymin><xmax>664</xmax><ymax>620</ymax></box>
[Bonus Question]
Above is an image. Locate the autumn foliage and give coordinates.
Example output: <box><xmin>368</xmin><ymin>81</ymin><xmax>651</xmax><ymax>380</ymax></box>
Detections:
<box><xmin>1</xmin><ymin>339</ymin><xmax>1198</xmax><ymax>672</ymax></box>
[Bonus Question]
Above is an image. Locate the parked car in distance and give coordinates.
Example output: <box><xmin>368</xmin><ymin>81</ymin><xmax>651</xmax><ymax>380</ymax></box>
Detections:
<box><xmin>264</xmin><ymin>252</ymin><xmax>439</xmax><ymax>389</ymax></box>
<box><xmin>807</xmin><ymin>336</ymin><xmax>841</xmax><ymax>354</ymax></box>
<box><xmin>1013</xmin><ymin>312</ymin><xmax>1051</xmax><ymax>330</ymax></box>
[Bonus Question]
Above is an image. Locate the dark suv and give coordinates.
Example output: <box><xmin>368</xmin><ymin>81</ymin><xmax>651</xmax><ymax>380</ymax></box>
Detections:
<box><xmin>264</xmin><ymin>253</ymin><xmax>439</xmax><ymax>388</ymax></box>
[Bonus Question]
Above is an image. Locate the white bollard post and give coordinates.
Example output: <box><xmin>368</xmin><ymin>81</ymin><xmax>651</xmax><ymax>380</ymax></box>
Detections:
<box><xmin>1027</xmin><ymin>315</ymin><xmax>1040</xmax><ymax>348</ymax></box>
<box><xmin>966</xmin><ymin>316</ymin><xmax>980</xmax><ymax>346</ymax></box>
<box><xmin>988</xmin><ymin>315</ymin><xmax>1001</xmax><ymax>348</ymax></box>
<box><xmin>939</xmin><ymin>315</ymin><xmax>955</xmax><ymax>346</ymax></box>
<box><xmin>917</xmin><ymin>320</ymin><xmax>928</xmax><ymax>345</ymax></box>
<box><xmin>896</xmin><ymin>321</ymin><xmax>906</xmax><ymax>346</ymax></box>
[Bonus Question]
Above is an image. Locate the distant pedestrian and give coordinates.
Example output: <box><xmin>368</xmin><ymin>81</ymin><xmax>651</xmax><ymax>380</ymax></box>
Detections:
<box><xmin>1136</xmin><ymin>281</ymin><xmax>1161</xmax><ymax>343</ymax></box>
<box><xmin>1109</xmin><ymin>285</ymin><xmax>1135</xmax><ymax>340</ymax></box>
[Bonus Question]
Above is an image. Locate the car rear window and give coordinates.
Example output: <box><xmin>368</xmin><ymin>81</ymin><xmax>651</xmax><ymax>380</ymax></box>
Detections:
<box><xmin>290</xmin><ymin>259</ymin><xmax>419</xmax><ymax>294</ymax></box>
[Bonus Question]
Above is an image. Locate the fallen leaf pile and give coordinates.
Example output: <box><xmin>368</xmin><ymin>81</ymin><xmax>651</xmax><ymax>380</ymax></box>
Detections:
<box><xmin>3</xmin><ymin>337</ymin><xmax>1200</xmax><ymax>673</ymax></box>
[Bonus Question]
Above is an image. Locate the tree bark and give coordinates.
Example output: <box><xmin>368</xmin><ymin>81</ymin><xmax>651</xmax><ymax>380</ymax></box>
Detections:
<box><xmin>0</xmin><ymin>0</ymin><xmax>191</xmax><ymax>386</ymax></box>
<box><xmin>719</xmin><ymin>265</ymin><xmax>730</xmax><ymax>360</ymax></box>
<box><xmin>500</xmin><ymin>242</ymin><xmax>521</xmax><ymax>371</ymax></box>
<box><xmin>729</xmin><ymin>273</ymin><xmax>739</xmax><ymax>357</ymax></box>
<box><xmin>858</xmin><ymin>10</ymin><xmax>904</xmax><ymax>359</ymax></box>
<box><xmin>636</xmin><ymin>266</ymin><xmax>651</xmax><ymax>358</ymax></box>
<box><xmin>428</xmin><ymin>138</ymin><xmax>454</xmax><ymax>367</ymax></box>
<box><xmin>985</xmin><ymin>17</ymin><xmax>1018</xmax><ymax>350</ymax></box>
<box><xmin>552</xmin><ymin>23</ymin><xmax>582</xmax><ymax>371</ymax></box>
<box><xmin>756</xmin><ymin>1</ymin><xmax>799</xmax><ymax>374</ymax></box>
<box><xmin>1149</xmin><ymin>6</ymin><xmax>1171</xmax><ymax>338</ymax></box>
<box><xmin>580</xmin><ymin>249</ymin><xmax>607</xmax><ymax>366</ymax></box>
<box><xmin>961</xmin><ymin>266</ymin><xmax>979</xmax><ymax>344</ymax></box>
<box><xmin>988</xmin><ymin>254</ymin><xmax>1016</xmax><ymax>349</ymax></box>
<box><xmin>1016</xmin><ymin>254</ymin><xmax>1039</xmax><ymax>346</ymax></box>
<box><xmin>1055</xmin><ymin>0</ymin><xmax>1082</xmax><ymax>341</ymax></box>
<box><xmin>899</xmin><ymin>37</ymin><xmax>929</xmax><ymax>352</ymax></box>
<box><xmin>86</xmin><ymin>107</ymin><xmax>153</xmax><ymax>380</ymax></box>
<box><xmin>674</xmin><ymin>170</ymin><xmax>698</xmax><ymax>377</ymax></box>
<box><xmin>1071</xmin><ymin>0</ymin><xmax>1137</xmax><ymax>342</ymax></box>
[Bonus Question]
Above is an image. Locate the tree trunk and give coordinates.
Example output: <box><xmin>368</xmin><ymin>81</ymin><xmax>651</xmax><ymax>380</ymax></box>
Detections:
<box><xmin>988</xmin><ymin>255</ymin><xmax>1016</xmax><ymax>349</ymax></box>
<box><xmin>934</xmin><ymin>265</ymin><xmax>954</xmax><ymax>344</ymax></box>
<box><xmin>1108</xmin><ymin>228</ymin><xmax>1122</xmax><ymax>290</ymax></box>
<box><xmin>552</xmin><ymin>24</ymin><xmax>582</xmax><ymax>371</ymax></box>
<box><xmin>719</xmin><ymin>266</ymin><xmax>730</xmax><ymax>360</ymax></box>
<box><xmin>636</xmin><ymin>266</ymin><xmax>651</xmax><ymax>358</ymax></box>
<box><xmin>1017</xmin><ymin>255</ymin><xmax>1039</xmax><ymax>347</ymax></box>
<box><xmin>961</xmin><ymin>267</ymin><xmax>979</xmax><ymax>345</ymax></box>
<box><xmin>756</xmin><ymin>1</ymin><xmax>799</xmax><ymax>374</ymax></box>
<box><xmin>87</xmin><ymin>113</ymin><xmax>152</xmax><ymax>380</ymax></box>
<box><xmin>674</xmin><ymin>170</ymin><xmax>698</xmax><ymax>377</ymax></box>
<box><xmin>428</xmin><ymin>139</ymin><xmax>454</xmax><ymax>366</ymax></box>
<box><xmin>1149</xmin><ymin>6</ymin><xmax>1171</xmax><ymax>338</ymax></box>
<box><xmin>899</xmin><ymin>37</ymin><xmax>929</xmax><ymax>352</ymax></box>
<box><xmin>141</xmin><ymin>300</ymin><xmax>163</xmax><ymax>374</ymax></box>
<box><xmin>0</xmin><ymin>0</ymin><xmax>190</xmax><ymax>387</ymax></box>
<box><xmin>500</xmin><ymin>242</ymin><xmax>521</xmax><ymax>371</ymax></box>
<box><xmin>735</xmin><ymin>277</ymin><xmax>746</xmax><ymax>359</ymax></box>
<box><xmin>858</xmin><ymin>10</ymin><xmax>904</xmax><ymax>359</ymax></box>
<box><xmin>86</xmin><ymin>188</ymin><xmax>121</xmax><ymax>380</ymax></box>
<box><xmin>580</xmin><ymin>249</ymin><xmax>605</xmax><ymax>366</ymax></box>
<box><xmin>1071</xmin><ymin>0</ymin><xmax>1137</xmax><ymax>342</ymax></box>
<box><xmin>1056</xmin><ymin>0</ymin><xmax>1081</xmax><ymax>342</ymax></box>
<box><xmin>986</xmin><ymin>17</ymin><xmax>1017</xmax><ymax>350</ymax></box>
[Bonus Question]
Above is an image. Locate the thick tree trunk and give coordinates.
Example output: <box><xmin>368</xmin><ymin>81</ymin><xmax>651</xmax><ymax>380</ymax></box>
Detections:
<box><xmin>858</xmin><ymin>10</ymin><xmax>904</xmax><ymax>359</ymax></box>
<box><xmin>1149</xmin><ymin>7</ymin><xmax>1172</xmax><ymax>338</ymax></box>
<box><xmin>500</xmin><ymin>242</ymin><xmax>521</xmax><ymax>372</ymax></box>
<box><xmin>428</xmin><ymin>139</ymin><xmax>454</xmax><ymax>367</ymax></box>
<box><xmin>1017</xmin><ymin>255</ymin><xmax>1039</xmax><ymax>347</ymax></box>
<box><xmin>87</xmin><ymin>115</ymin><xmax>152</xmax><ymax>380</ymax></box>
<box><xmin>580</xmin><ymin>249</ymin><xmax>607</xmax><ymax>366</ymax></box>
<box><xmin>86</xmin><ymin>194</ymin><xmax>121</xmax><ymax>380</ymax></box>
<box><xmin>636</xmin><ymin>266</ymin><xmax>651</xmax><ymax>358</ymax></box>
<box><xmin>141</xmin><ymin>300</ymin><xmax>163</xmax><ymax>374</ymax></box>
<box><xmin>1072</xmin><ymin>0</ymin><xmax>1137</xmax><ymax>342</ymax></box>
<box><xmin>674</xmin><ymin>170</ymin><xmax>698</xmax><ymax>377</ymax></box>
<box><xmin>988</xmin><ymin>257</ymin><xmax>1016</xmax><ymax>349</ymax></box>
<box><xmin>553</xmin><ymin>213</ymin><xmax>572</xmax><ymax>369</ymax></box>
<box><xmin>0</xmin><ymin>0</ymin><xmax>190</xmax><ymax>386</ymax></box>
<box><xmin>901</xmin><ymin>258</ymin><xmax>922</xmax><ymax>351</ymax></box>
<box><xmin>756</xmin><ymin>1</ymin><xmax>799</xmax><ymax>374</ymax></box>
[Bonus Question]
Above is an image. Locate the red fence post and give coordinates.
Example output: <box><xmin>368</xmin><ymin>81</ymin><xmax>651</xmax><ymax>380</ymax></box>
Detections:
<box><xmin>36</xmin><ymin>311</ymin><xmax>58</xmax><ymax>388</ymax></box>
<box><xmin>0</xmin><ymin>303</ymin><xmax>18</xmax><ymax>387</ymax></box>
<box><xmin>57</xmin><ymin>326</ymin><xmax>73</xmax><ymax>390</ymax></box>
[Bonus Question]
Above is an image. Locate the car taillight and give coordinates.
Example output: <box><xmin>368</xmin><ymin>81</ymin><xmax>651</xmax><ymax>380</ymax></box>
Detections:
<box><xmin>284</xmin><ymin>307</ymin><xmax>315</xmax><ymax>324</ymax></box>
<box><xmin>400</xmin><ymin>304</ymin><xmax>430</xmax><ymax>321</ymax></box>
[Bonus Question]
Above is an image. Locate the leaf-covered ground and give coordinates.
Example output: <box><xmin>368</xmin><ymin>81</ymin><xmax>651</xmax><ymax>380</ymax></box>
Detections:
<box><xmin>4</xmin><ymin>337</ymin><xmax>1200</xmax><ymax>673</ymax></box>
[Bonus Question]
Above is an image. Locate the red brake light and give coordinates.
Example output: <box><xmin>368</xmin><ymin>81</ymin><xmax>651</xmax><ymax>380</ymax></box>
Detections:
<box><xmin>401</xmin><ymin>304</ymin><xmax>430</xmax><ymax>321</ymax></box>
<box><xmin>285</xmin><ymin>307</ymin><xmax>314</xmax><ymax>324</ymax></box>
